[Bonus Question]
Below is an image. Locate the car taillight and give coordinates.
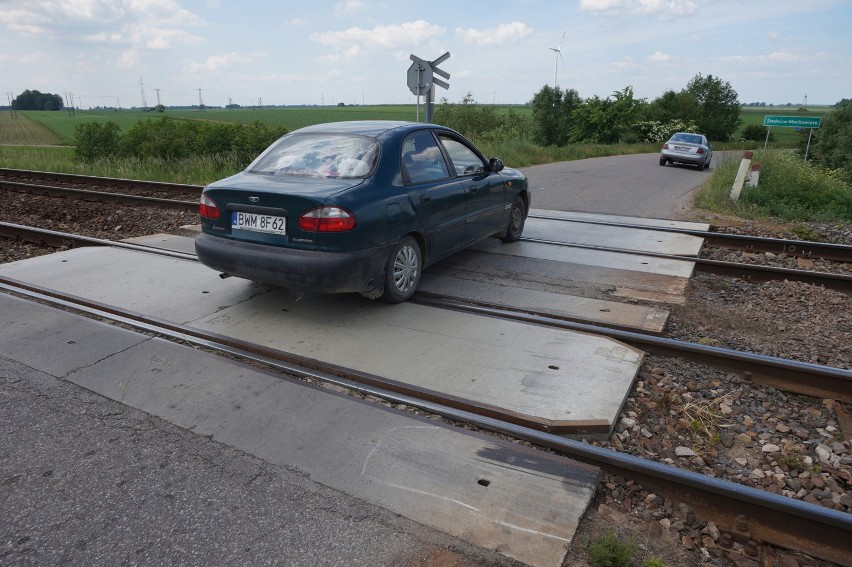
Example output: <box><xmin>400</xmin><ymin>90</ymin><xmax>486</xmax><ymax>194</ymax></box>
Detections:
<box><xmin>663</xmin><ymin>143</ymin><xmax>669</xmax><ymax>149</ymax></box>
<box><xmin>696</xmin><ymin>148</ymin><xmax>705</xmax><ymax>154</ymax></box>
<box><xmin>199</xmin><ymin>194</ymin><xmax>220</xmax><ymax>219</ymax></box>
<box><xmin>298</xmin><ymin>206</ymin><xmax>357</xmax><ymax>232</ymax></box>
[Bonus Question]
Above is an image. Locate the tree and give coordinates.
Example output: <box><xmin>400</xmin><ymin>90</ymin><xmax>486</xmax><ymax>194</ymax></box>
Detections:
<box><xmin>530</xmin><ymin>85</ymin><xmax>568</xmax><ymax>146</ymax></box>
<box><xmin>685</xmin><ymin>74</ymin><xmax>740</xmax><ymax>141</ymax></box>
<box><xmin>13</xmin><ymin>89</ymin><xmax>64</xmax><ymax>111</ymax></box>
<box><xmin>812</xmin><ymin>100</ymin><xmax>852</xmax><ymax>182</ymax></box>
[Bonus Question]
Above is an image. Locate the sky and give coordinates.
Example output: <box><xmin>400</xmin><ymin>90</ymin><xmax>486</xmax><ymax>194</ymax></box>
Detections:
<box><xmin>0</xmin><ymin>0</ymin><xmax>850</xmax><ymax>109</ymax></box>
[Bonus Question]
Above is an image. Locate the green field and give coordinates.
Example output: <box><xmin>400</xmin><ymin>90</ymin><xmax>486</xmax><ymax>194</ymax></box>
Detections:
<box><xmin>18</xmin><ymin>105</ymin><xmax>426</xmax><ymax>144</ymax></box>
<box><xmin>737</xmin><ymin>106</ymin><xmax>833</xmax><ymax>146</ymax></box>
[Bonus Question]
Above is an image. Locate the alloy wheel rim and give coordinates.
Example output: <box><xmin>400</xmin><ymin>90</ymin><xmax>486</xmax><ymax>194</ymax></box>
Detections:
<box><xmin>393</xmin><ymin>246</ymin><xmax>418</xmax><ymax>292</ymax></box>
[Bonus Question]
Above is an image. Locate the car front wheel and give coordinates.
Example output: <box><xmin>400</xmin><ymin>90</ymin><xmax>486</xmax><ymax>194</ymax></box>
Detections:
<box><xmin>500</xmin><ymin>196</ymin><xmax>526</xmax><ymax>243</ymax></box>
<box><xmin>379</xmin><ymin>236</ymin><xmax>421</xmax><ymax>303</ymax></box>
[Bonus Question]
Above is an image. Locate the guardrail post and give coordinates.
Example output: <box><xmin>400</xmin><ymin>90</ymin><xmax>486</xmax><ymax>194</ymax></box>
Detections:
<box><xmin>730</xmin><ymin>151</ymin><xmax>754</xmax><ymax>201</ymax></box>
<box><xmin>747</xmin><ymin>162</ymin><xmax>762</xmax><ymax>188</ymax></box>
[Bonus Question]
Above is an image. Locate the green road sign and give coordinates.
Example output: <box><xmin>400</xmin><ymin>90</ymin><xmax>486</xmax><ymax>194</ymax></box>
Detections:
<box><xmin>763</xmin><ymin>115</ymin><xmax>821</xmax><ymax>128</ymax></box>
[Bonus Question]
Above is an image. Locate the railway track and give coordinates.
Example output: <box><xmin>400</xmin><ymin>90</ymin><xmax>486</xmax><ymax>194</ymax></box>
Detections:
<box><xmin>2</xmin><ymin>182</ymin><xmax>851</xmax><ymax>564</ymax></box>
<box><xmin>2</xmin><ymin>221</ymin><xmax>850</xmax><ymax>405</ymax></box>
<box><xmin>3</xmin><ymin>171</ymin><xmax>852</xmax><ymax>294</ymax></box>
<box><xmin>1</xmin><ymin>272</ymin><xmax>850</xmax><ymax>566</ymax></box>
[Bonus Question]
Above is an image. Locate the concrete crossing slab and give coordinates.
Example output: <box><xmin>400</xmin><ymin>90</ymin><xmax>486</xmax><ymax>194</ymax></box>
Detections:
<box><xmin>0</xmin><ymin>246</ymin><xmax>644</xmax><ymax>433</ymax></box>
<box><xmin>522</xmin><ymin>216</ymin><xmax>705</xmax><ymax>257</ymax></box>
<box><xmin>0</xmin><ymin>293</ymin><xmax>599</xmax><ymax>567</ymax></box>
<box><xmin>437</xmin><ymin>246</ymin><xmax>691</xmax><ymax>305</ymax></box>
<box><xmin>418</xmin><ymin>273</ymin><xmax>669</xmax><ymax>334</ymax></box>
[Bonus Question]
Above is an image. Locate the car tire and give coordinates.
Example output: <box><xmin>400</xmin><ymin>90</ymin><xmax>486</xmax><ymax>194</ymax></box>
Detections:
<box><xmin>704</xmin><ymin>158</ymin><xmax>711</xmax><ymax>169</ymax></box>
<box><xmin>659</xmin><ymin>157</ymin><xmax>667</xmax><ymax>166</ymax></box>
<box><xmin>379</xmin><ymin>236</ymin><xmax>421</xmax><ymax>303</ymax></box>
<box><xmin>697</xmin><ymin>160</ymin><xmax>705</xmax><ymax>171</ymax></box>
<box><xmin>500</xmin><ymin>196</ymin><xmax>526</xmax><ymax>243</ymax></box>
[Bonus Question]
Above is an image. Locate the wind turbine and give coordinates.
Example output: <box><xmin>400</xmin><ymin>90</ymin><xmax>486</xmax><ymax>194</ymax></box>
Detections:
<box><xmin>548</xmin><ymin>32</ymin><xmax>566</xmax><ymax>90</ymax></box>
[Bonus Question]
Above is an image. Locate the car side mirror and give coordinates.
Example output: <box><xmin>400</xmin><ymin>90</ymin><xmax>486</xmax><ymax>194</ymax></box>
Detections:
<box><xmin>488</xmin><ymin>158</ymin><xmax>504</xmax><ymax>172</ymax></box>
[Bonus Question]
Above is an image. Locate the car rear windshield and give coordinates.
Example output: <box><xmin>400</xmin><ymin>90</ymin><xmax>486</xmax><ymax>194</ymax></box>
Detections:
<box><xmin>671</xmin><ymin>134</ymin><xmax>703</xmax><ymax>145</ymax></box>
<box><xmin>247</xmin><ymin>133</ymin><xmax>379</xmax><ymax>179</ymax></box>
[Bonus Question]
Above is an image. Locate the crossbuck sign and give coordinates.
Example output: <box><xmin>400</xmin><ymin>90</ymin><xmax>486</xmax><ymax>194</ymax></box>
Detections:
<box><xmin>407</xmin><ymin>52</ymin><xmax>450</xmax><ymax>122</ymax></box>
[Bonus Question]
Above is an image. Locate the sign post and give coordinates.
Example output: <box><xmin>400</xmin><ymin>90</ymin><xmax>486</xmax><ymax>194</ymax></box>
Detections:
<box><xmin>762</xmin><ymin>115</ymin><xmax>822</xmax><ymax>159</ymax></box>
<box><xmin>407</xmin><ymin>52</ymin><xmax>450</xmax><ymax>122</ymax></box>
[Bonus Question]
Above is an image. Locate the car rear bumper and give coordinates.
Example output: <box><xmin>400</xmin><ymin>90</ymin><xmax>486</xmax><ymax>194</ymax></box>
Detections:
<box><xmin>661</xmin><ymin>150</ymin><xmax>705</xmax><ymax>165</ymax></box>
<box><xmin>195</xmin><ymin>233</ymin><xmax>392</xmax><ymax>294</ymax></box>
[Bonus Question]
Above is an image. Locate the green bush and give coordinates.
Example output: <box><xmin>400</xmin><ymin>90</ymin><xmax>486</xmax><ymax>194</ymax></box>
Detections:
<box><xmin>741</xmin><ymin>124</ymin><xmax>773</xmax><ymax>142</ymax></box>
<box><xmin>73</xmin><ymin>121</ymin><xmax>122</xmax><ymax>161</ymax></box>
<box><xmin>73</xmin><ymin>116</ymin><xmax>287</xmax><ymax>168</ymax></box>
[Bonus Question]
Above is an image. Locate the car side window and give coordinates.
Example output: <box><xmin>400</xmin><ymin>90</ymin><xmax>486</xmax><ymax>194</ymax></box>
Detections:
<box><xmin>401</xmin><ymin>131</ymin><xmax>450</xmax><ymax>184</ymax></box>
<box><xmin>437</xmin><ymin>135</ymin><xmax>486</xmax><ymax>176</ymax></box>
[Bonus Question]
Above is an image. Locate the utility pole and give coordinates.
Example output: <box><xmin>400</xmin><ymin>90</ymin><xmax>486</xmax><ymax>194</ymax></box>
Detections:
<box><xmin>154</xmin><ymin>88</ymin><xmax>161</xmax><ymax>108</ymax></box>
<box><xmin>139</xmin><ymin>77</ymin><xmax>148</xmax><ymax>110</ymax></box>
<box><xmin>197</xmin><ymin>88</ymin><xmax>205</xmax><ymax>111</ymax></box>
<box><xmin>6</xmin><ymin>93</ymin><xmax>16</xmax><ymax>118</ymax></box>
<box><xmin>116</xmin><ymin>97</ymin><xmax>121</xmax><ymax>112</ymax></box>
<box><xmin>258</xmin><ymin>97</ymin><xmax>262</xmax><ymax>109</ymax></box>
<box><xmin>64</xmin><ymin>92</ymin><xmax>75</xmax><ymax>117</ymax></box>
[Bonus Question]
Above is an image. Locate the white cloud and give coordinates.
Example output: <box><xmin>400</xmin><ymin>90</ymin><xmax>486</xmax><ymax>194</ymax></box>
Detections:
<box><xmin>612</xmin><ymin>56</ymin><xmax>637</xmax><ymax>69</ymax></box>
<box><xmin>580</xmin><ymin>0</ymin><xmax>698</xmax><ymax>16</ymax></box>
<box><xmin>310</xmin><ymin>20</ymin><xmax>445</xmax><ymax>49</ymax></box>
<box><xmin>646</xmin><ymin>51</ymin><xmax>671</xmax><ymax>62</ymax></box>
<box><xmin>455</xmin><ymin>21</ymin><xmax>533</xmax><ymax>46</ymax></box>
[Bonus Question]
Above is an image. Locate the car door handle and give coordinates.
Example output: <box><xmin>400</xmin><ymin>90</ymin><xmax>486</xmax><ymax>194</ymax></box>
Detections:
<box><xmin>419</xmin><ymin>194</ymin><xmax>431</xmax><ymax>203</ymax></box>
<box><xmin>468</xmin><ymin>185</ymin><xmax>479</xmax><ymax>193</ymax></box>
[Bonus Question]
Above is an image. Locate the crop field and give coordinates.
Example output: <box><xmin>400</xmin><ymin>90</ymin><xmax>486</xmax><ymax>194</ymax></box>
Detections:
<box><xmin>0</xmin><ymin>111</ymin><xmax>63</xmax><ymax>145</ymax></box>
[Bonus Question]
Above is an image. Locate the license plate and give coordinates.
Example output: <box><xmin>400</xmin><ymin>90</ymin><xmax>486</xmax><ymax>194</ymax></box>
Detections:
<box><xmin>232</xmin><ymin>212</ymin><xmax>287</xmax><ymax>235</ymax></box>
<box><xmin>674</xmin><ymin>145</ymin><xmax>691</xmax><ymax>152</ymax></box>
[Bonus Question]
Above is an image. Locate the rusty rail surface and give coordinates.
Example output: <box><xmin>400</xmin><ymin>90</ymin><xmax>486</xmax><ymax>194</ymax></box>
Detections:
<box><xmin>0</xmin><ymin>167</ymin><xmax>202</xmax><ymax>194</ymax></box>
<box><xmin>1</xmin><ymin>278</ymin><xmax>850</xmax><ymax>566</ymax></box>
<box><xmin>522</xmin><ymin>236</ymin><xmax>852</xmax><ymax>293</ymax></box>
<box><xmin>530</xmin><ymin>211</ymin><xmax>852</xmax><ymax>263</ymax></box>
<box><xmin>0</xmin><ymin>179</ymin><xmax>197</xmax><ymax>210</ymax></box>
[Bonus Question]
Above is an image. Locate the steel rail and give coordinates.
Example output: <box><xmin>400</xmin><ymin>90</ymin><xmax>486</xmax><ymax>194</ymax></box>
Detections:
<box><xmin>0</xmin><ymin>179</ymin><xmax>197</xmax><ymax>210</ymax></box>
<box><xmin>0</xmin><ymin>222</ymin><xmax>197</xmax><ymax>261</ymax></box>
<box><xmin>1</xmin><ymin>278</ymin><xmax>850</xmax><ymax>566</ymax></box>
<box><xmin>0</xmin><ymin>167</ymin><xmax>203</xmax><ymax>194</ymax></box>
<box><xmin>522</xmin><ymin>236</ymin><xmax>852</xmax><ymax>293</ymax></box>
<box><xmin>530</xmin><ymin>211</ymin><xmax>852</xmax><ymax>263</ymax></box>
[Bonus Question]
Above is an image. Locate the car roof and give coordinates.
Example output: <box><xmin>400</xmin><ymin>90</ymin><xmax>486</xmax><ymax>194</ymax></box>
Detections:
<box><xmin>292</xmin><ymin>120</ymin><xmax>448</xmax><ymax>137</ymax></box>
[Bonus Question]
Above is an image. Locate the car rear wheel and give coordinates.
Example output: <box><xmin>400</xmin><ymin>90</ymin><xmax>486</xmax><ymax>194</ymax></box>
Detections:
<box><xmin>500</xmin><ymin>196</ymin><xmax>526</xmax><ymax>243</ymax></box>
<box><xmin>379</xmin><ymin>236</ymin><xmax>421</xmax><ymax>303</ymax></box>
<box><xmin>659</xmin><ymin>157</ymin><xmax>667</xmax><ymax>166</ymax></box>
<box><xmin>697</xmin><ymin>160</ymin><xmax>705</xmax><ymax>171</ymax></box>
<box><xmin>704</xmin><ymin>158</ymin><xmax>711</xmax><ymax>169</ymax></box>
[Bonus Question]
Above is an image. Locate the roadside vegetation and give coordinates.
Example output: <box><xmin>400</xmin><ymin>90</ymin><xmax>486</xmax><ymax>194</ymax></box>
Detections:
<box><xmin>1</xmin><ymin>79</ymin><xmax>848</xmax><ymax>224</ymax></box>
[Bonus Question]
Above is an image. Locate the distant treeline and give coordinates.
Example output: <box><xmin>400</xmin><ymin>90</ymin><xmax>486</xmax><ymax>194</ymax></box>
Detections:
<box><xmin>12</xmin><ymin>90</ymin><xmax>64</xmax><ymax>111</ymax></box>
<box><xmin>74</xmin><ymin>116</ymin><xmax>287</xmax><ymax>166</ymax></box>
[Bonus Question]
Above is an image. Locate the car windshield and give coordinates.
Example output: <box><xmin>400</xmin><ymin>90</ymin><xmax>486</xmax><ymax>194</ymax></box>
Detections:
<box><xmin>248</xmin><ymin>133</ymin><xmax>379</xmax><ymax>179</ymax></box>
<box><xmin>670</xmin><ymin>134</ymin><xmax>703</xmax><ymax>145</ymax></box>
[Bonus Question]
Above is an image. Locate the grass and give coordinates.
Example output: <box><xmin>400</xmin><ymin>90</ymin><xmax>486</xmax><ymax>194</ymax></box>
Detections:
<box><xmin>694</xmin><ymin>150</ymin><xmax>852</xmax><ymax>222</ymax></box>
<box><xmin>587</xmin><ymin>530</ymin><xmax>635</xmax><ymax>567</ymax></box>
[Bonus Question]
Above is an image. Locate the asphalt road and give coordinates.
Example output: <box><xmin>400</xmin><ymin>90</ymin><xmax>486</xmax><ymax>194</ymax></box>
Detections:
<box><xmin>519</xmin><ymin>151</ymin><xmax>736</xmax><ymax>218</ymax></box>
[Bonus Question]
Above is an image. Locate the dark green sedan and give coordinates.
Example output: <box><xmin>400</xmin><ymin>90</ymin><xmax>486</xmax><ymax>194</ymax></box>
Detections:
<box><xmin>195</xmin><ymin>121</ymin><xmax>530</xmax><ymax>303</ymax></box>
